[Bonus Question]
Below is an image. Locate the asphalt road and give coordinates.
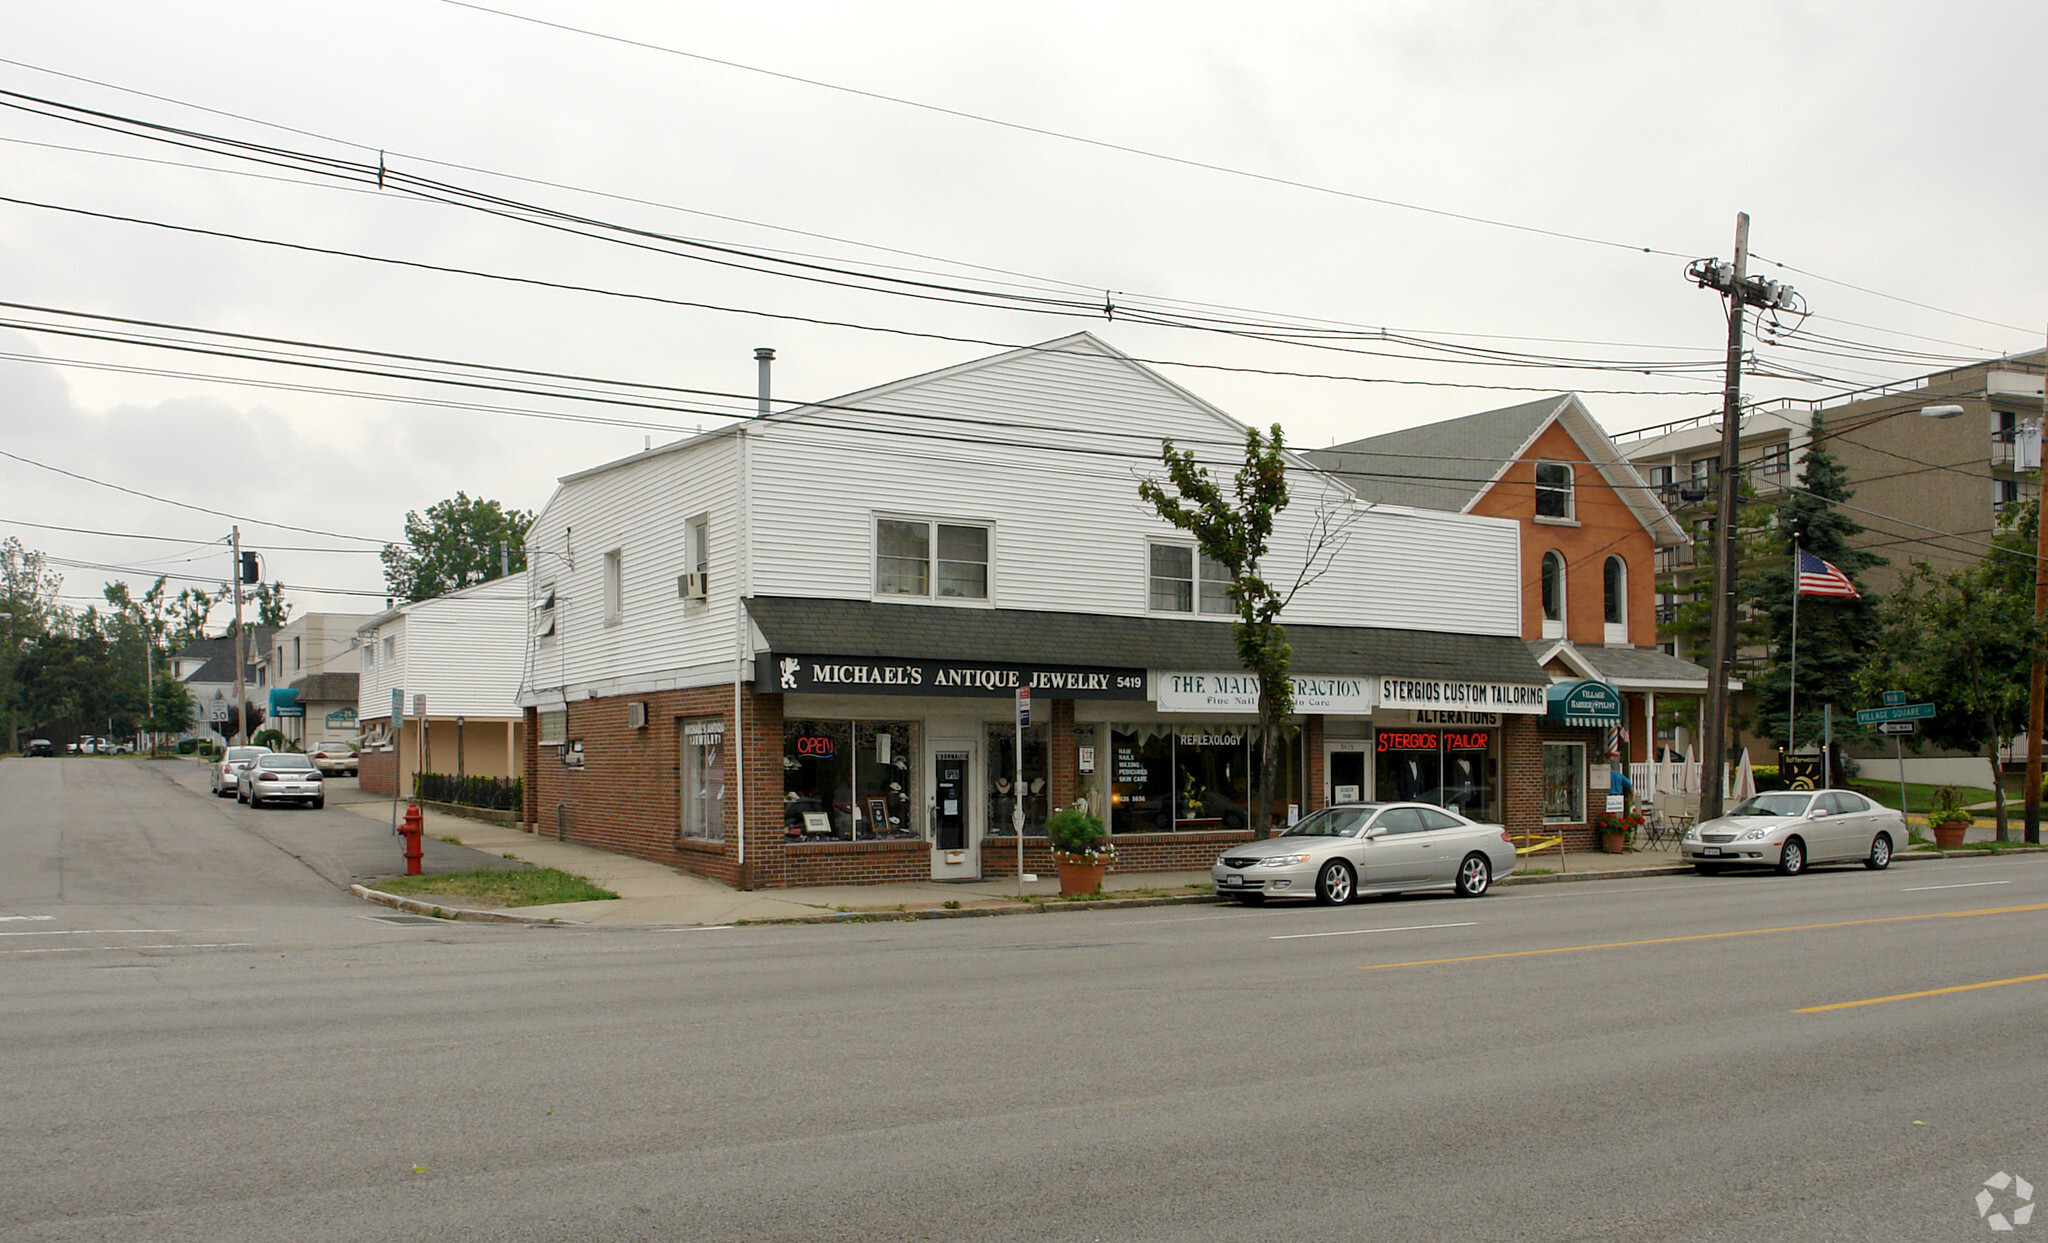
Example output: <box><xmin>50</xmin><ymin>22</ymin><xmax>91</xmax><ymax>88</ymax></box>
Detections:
<box><xmin>3</xmin><ymin>756</ymin><xmax>2044</xmax><ymax>1242</ymax></box>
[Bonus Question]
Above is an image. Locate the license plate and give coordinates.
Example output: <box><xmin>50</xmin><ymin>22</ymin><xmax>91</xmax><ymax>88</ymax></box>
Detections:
<box><xmin>1702</xmin><ymin>847</ymin><xmax>1722</xmax><ymax>857</ymax></box>
<box><xmin>1223</xmin><ymin>874</ymin><xmax>1242</xmax><ymax>886</ymax></box>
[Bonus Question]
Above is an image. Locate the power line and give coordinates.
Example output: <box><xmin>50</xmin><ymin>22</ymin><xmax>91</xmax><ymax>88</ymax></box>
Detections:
<box><xmin>0</xmin><ymin>447</ymin><xmax>386</xmax><ymax>542</ymax></box>
<box><xmin>0</xmin><ymin>515</ymin><xmax>373</xmax><ymax>553</ymax></box>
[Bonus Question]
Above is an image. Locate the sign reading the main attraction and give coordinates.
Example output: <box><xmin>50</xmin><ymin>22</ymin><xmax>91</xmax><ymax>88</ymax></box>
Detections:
<box><xmin>759</xmin><ymin>653</ymin><xmax>1147</xmax><ymax>699</ymax></box>
<box><xmin>1155</xmin><ymin>671</ymin><xmax>1374</xmax><ymax>715</ymax></box>
<box><xmin>1376</xmin><ymin>677</ymin><xmax>1549</xmax><ymax>715</ymax></box>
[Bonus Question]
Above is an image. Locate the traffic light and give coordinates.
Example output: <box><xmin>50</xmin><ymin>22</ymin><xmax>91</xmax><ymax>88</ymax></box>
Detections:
<box><xmin>239</xmin><ymin>551</ymin><xmax>260</xmax><ymax>584</ymax></box>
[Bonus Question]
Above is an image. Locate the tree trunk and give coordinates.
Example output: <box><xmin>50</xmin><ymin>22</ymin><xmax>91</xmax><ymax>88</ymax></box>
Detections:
<box><xmin>1252</xmin><ymin>708</ymin><xmax>1281</xmax><ymax>840</ymax></box>
<box><xmin>1987</xmin><ymin>711</ymin><xmax>2009</xmax><ymax>842</ymax></box>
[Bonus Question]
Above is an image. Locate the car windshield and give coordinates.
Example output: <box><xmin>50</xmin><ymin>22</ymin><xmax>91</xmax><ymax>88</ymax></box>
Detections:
<box><xmin>1730</xmin><ymin>793</ymin><xmax>1814</xmax><ymax>817</ymax></box>
<box><xmin>262</xmin><ymin>755</ymin><xmax>316</xmax><ymax>770</ymax></box>
<box><xmin>226</xmin><ymin>748</ymin><xmax>269</xmax><ymax>763</ymax></box>
<box><xmin>1282</xmin><ymin>805</ymin><xmax>1378</xmax><ymax>838</ymax></box>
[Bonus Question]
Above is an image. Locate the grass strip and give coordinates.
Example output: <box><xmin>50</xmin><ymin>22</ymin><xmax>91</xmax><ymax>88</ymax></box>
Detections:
<box><xmin>374</xmin><ymin>866</ymin><xmax>617</xmax><ymax>907</ymax></box>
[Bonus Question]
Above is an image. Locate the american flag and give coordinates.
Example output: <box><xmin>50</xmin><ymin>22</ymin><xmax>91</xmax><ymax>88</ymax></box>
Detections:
<box><xmin>1796</xmin><ymin>547</ymin><xmax>1860</xmax><ymax>598</ymax></box>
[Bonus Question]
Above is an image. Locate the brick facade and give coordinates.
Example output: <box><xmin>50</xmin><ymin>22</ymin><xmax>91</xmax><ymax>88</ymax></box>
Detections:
<box><xmin>360</xmin><ymin>746</ymin><xmax>396</xmax><ymax>798</ymax></box>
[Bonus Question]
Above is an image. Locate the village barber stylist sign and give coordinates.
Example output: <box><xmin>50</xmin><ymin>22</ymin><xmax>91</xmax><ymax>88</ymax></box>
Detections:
<box><xmin>1376</xmin><ymin>677</ymin><xmax>1549</xmax><ymax>715</ymax></box>
<box><xmin>760</xmin><ymin>653</ymin><xmax>1147</xmax><ymax>699</ymax></box>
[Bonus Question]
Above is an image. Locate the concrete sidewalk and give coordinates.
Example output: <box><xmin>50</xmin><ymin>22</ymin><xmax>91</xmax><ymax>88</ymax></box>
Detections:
<box><xmin>157</xmin><ymin>757</ymin><xmax>2032</xmax><ymax>928</ymax></box>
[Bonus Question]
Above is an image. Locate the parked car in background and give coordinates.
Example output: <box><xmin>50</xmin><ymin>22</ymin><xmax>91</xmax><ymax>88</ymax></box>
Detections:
<box><xmin>309</xmin><ymin>740</ymin><xmax>359</xmax><ymax>777</ymax></box>
<box><xmin>211</xmin><ymin>746</ymin><xmax>272</xmax><ymax>797</ymax></box>
<box><xmin>1682</xmin><ymin>789</ymin><xmax>1904</xmax><ymax>876</ymax></box>
<box><xmin>237</xmin><ymin>752</ymin><xmax>325</xmax><ymax>809</ymax></box>
<box><xmin>1212</xmin><ymin>802</ymin><xmax>1518</xmax><ymax>905</ymax></box>
<box><xmin>25</xmin><ymin>738</ymin><xmax>55</xmax><ymax>757</ymax></box>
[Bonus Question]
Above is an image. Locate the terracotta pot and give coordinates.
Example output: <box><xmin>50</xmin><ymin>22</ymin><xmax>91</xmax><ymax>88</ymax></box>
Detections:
<box><xmin>1054</xmin><ymin>855</ymin><xmax>1108</xmax><ymax>896</ymax></box>
<box><xmin>1931</xmin><ymin>823</ymin><xmax>1968</xmax><ymax>849</ymax></box>
<box><xmin>1599</xmin><ymin>830</ymin><xmax>1627</xmax><ymax>855</ymax></box>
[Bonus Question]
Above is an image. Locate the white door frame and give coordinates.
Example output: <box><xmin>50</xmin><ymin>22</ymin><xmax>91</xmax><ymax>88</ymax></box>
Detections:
<box><xmin>1326</xmin><ymin>739</ymin><xmax>1370</xmax><ymax>806</ymax></box>
<box><xmin>929</xmin><ymin>738</ymin><xmax>980</xmax><ymax>879</ymax></box>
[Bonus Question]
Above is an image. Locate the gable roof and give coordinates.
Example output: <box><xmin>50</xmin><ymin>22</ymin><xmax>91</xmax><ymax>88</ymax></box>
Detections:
<box><xmin>171</xmin><ymin>628</ymin><xmax>279</xmax><ymax>685</ymax></box>
<box><xmin>1305</xmin><ymin>393</ymin><xmax>1687</xmax><ymax>545</ymax></box>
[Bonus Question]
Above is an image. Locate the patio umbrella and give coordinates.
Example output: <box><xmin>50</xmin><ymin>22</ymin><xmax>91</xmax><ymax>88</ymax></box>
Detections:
<box><xmin>1733</xmin><ymin>747</ymin><xmax>1757</xmax><ymax>801</ymax></box>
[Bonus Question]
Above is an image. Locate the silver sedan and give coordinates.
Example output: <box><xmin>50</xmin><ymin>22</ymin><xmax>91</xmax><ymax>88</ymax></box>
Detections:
<box><xmin>1212</xmin><ymin>802</ymin><xmax>1518</xmax><ymax>905</ymax></box>
<box><xmin>1682</xmin><ymin>788</ymin><xmax>1905</xmax><ymax>876</ymax></box>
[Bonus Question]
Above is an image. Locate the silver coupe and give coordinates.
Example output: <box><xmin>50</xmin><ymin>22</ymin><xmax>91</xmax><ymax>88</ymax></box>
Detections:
<box><xmin>1212</xmin><ymin>802</ymin><xmax>1518</xmax><ymax>905</ymax></box>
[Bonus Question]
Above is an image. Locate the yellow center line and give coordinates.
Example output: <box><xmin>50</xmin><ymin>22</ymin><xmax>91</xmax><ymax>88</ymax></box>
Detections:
<box><xmin>1797</xmin><ymin>973</ymin><xmax>2048</xmax><ymax>1013</ymax></box>
<box><xmin>1355</xmin><ymin>902</ymin><xmax>2048</xmax><ymax>971</ymax></box>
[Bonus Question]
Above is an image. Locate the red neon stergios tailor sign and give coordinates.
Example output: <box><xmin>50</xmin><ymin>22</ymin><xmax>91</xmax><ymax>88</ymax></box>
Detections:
<box><xmin>1377</xmin><ymin>731</ymin><xmax>1492</xmax><ymax>753</ymax></box>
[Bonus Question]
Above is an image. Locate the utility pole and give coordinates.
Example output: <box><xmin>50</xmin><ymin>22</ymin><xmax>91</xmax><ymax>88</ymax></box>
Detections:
<box><xmin>2027</xmin><ymin>323</ymin><xmax>2047</xmax><ymax>846</ymax></box>
<box><xmin>1687</xmin><ymin>214</ymin><xmax>1803</xmax><ymax>821</ymax></box>
<box><xmin>232</xmin><ymin>527</ymin><xmax>246</xmax><ymax>747</ymax></box>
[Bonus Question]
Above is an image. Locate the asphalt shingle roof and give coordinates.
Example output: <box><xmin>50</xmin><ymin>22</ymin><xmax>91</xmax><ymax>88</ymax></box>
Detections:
<box><xmin>1302</xmin><ymin>395</ymin><xmax>1567</xmax><ymax>512</ymax></box>
<box><xmin>747</xmin><ymin>597</ymin><xmax>1547</xmax><ymax>686</ymax></box>
<box><xmin>1531</xmin><ymin>640</ymin><xmax>1710</xmax><ymax>688</ymax></box>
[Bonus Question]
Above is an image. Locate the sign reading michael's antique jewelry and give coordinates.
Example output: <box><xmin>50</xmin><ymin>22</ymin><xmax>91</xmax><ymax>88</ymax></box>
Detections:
<box><xmin>1155</xmin><ymin>671</ymin><xmax>1373</xmax><ymax>714</ymax></box>
<box><xmin>1375</xmin><ymin>677</ymin><xmax>1549</xmax><ymax>715</ymax></box>
<box><xmin>760</xmin><ymin>653</ymin><xmax>1146</xmax><ymax>699</ymax></box>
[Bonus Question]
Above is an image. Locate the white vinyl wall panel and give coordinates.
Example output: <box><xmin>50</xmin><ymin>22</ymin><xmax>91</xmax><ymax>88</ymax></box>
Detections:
<box><xmin>524</xmin><ymin>436</ymin><xmax>742</xmax><ymax>697</ymax></box>
<box><xmin>402</xmin><ymin>588</ymin><xmax>526</xmax><ymax>718</ymax></box>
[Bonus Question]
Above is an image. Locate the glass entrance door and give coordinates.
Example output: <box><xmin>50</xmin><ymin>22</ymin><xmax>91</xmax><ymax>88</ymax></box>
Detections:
<box><xmin>930</xmin><ymin>741</ymin><xmax>979</xmax><ymax>879</ymax></box>
<box><xmin>1327</xmin><ymin>741</ymin><xmax>1369</xmax><ymax>806</ymax></box>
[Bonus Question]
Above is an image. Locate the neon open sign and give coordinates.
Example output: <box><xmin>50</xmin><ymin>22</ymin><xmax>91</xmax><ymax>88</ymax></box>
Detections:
<box><xmin>794</xmin><ymin>735</ymin><xmax>837</xmax><ymax>758</ymax></box>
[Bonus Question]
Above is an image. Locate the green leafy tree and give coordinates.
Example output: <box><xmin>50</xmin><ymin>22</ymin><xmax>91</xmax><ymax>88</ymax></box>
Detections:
<box><xmin>147</xmin><ymin>672</ymin><xmax>196</xmax><ymax>738</ymax></box>
<box><xmin>2</xmin><ymin>539</ymin><xmax>65</xmax><ymax>750</ymax></box>
<box><xmin>1745</xmin><ymin>417</ymin><xmax>1884</xmax><ymax>758</ymax></box>
<box><xmin>1859</xmin><ymin>532</ymin><xmax>2048</xmax><ymax>841</ymax></box>
<box><xmin>252</xmin><ymin>580</ymin><xmax>291</xmax><ymax>629</ymax></box>
<box><xmin>1659</xmin><ymin>476</ymin><xmax>1776</xmax><ymax>681</ymax></box>
<box><xmin>1141</xmin><ymin>427</ymin><xmax>1353</xmax><ymax>838</ymax></box>
<box><xmin>381</xmin><ymin>492</ymin><xmax>534</xmax><ymax>603</ymax></box>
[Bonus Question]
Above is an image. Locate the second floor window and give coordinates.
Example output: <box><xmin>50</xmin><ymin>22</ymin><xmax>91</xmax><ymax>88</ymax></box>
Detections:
<box><xmin>1149</xmin><ymin>543</ymin><xmax>1232</xmax><ymax>614</ymax></box>
<box><xmin>876</xmin><ymin>518</ymin><xmax>989</xmax><ymax>600</ymax></box>
<box><xmin>1535</xmin><ymin>462</ymin><xmax>1573</xmax><ymax>519</ymax></box>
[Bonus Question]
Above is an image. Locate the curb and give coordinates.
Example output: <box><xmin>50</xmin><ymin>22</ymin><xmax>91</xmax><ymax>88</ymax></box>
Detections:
<box><xmin>349</xmin><ymin>883</ymin><xmax>579</xmax><ymax>925</ymax></box>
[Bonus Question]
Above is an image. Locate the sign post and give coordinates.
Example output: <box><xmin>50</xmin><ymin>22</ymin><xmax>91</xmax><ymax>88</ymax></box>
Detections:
<box><xmin>1016</xmin><ymin>686</ymin><xmax>1030</xmax><ymax>897</ymax></box>
<box><xmin>390</xmin><ymin>688</ymin><xmax>404</xmax><ymax>838</ymax></box>
<box><xmin>1859</xmin><ymin>693</ymin><xmax>1931</xmax><ymax>820</ymax></box>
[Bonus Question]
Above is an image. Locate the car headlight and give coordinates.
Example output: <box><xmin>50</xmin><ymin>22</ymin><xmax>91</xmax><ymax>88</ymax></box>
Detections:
<box><xmin>1257</xmin><ymin>854</ymin><xmax>1312</xmax><ymax>868</ymax></box>
<box><xmin>1738</xmin><ymin>826</ymin><xmax>1772</xmax><ymax>841</ymax></box>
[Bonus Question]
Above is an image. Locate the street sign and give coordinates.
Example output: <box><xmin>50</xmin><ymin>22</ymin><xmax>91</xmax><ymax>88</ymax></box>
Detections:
<box><xmin>208</xmin><ymin>702</ymin><xmax>229</xmax><ymax>723</ymax></box>
<box><xmin>391</xmin><ymin>688</ymin><xmax>404</xmax><ymax>721</ymax></box>
<box><xmin>1881</xmin><ymin>690</ymin><xmax>1906</xmax><ymax>707</ymax></box>
<box><xmin>413</xmin><ymin>693</ymin><xmax>427</xmax><ymax>719</ymax></box>
<box><xmin>1856</xmin><ymin>702</ymin><xmax>1935</xmax><ymax>724</ymax></box>
<box><xmin>1015</xmin><ymin>686</ymin><xmax>1030</xmax><ymax>729</ymax></box>
<box><xmin>1878</xmin><ymin>721</ymin><xmax>1917</xmax><ymax>736</ymax></box>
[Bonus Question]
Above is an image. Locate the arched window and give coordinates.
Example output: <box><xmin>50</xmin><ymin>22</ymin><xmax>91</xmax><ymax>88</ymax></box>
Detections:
<box><xmin>1541</xmin><ymin>551</ymin><xmax>1566</xmax><ymax>638</ymax></box>
<box><xmin>1604</xmin><ymin>556</ymin><xmax>1627</xmax><ymax>642</ymax></box>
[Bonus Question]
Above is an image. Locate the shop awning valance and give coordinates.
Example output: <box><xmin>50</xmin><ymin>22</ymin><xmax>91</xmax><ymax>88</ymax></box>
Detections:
<box><xmin>746</xmin><ymin>596</ymin><xmax>1550</xmax><ymax>693</ymax></box>
<box><xmin>267</xmin><ymin>687</ymin><xmax>304</xmax><ymax>719</ymax></box>
<box><xmin>1546</xmin><ymin>679</ymin><xmax>1622</xmax><ymax>727</ymax></box>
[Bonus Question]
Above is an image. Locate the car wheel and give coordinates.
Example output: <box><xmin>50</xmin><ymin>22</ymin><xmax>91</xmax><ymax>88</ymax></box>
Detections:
<box><xmin>312</xmin><ymin>797</ymin><xmax>325</xmax><ymax>811</ymax></box>
<box><xmin>1778</xmin><ymin>836</ymin><xmax>1807</xmax><ymax>876</ymax></box>
<box><xmin>1315</xmin><ymin>860</ymin><xmax>1355</xmax><ymax>906</ymax></box>
<box><xmin>1694</xmin><ymin>863</ymin><xmax>1723</xmax><ymax>876</ymax></box>
<box><xmin>1865</xmin><ymin>833</ymin><xmax>1893</xmax><ymax>871</ymax></box>
<box><xmin>1454</xmin><ymin>853</ymin><xmax>1491</xmax><ymax>897</ymax></box>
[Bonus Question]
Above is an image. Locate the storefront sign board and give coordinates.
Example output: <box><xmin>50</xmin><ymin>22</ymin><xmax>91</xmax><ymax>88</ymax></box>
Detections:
<box><xmin>761</xmin><ymin>653</ymin><xmax>1146</xmax><ymax>699</ymax></box>
<box><xmin>1376</xmin><ymin>678</ymin><xmax>1549</xmax><ymax>715</ymax></box>
<box><xmin>1155</xmin><ymin>671</ymin><xmax>1374</xmax><ymax>714</ymax></box>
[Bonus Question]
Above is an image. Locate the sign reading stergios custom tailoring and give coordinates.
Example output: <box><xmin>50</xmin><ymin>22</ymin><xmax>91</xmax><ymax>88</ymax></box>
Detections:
<box><xmin>1375</xmin><ymin>677</ymin><xmax>1549</xmax><ymax>714</ymax></box>
<box><xmin>759</xmin><ymin>654</ymin><xmax>1148</xmax><ymax>699</ymax></box>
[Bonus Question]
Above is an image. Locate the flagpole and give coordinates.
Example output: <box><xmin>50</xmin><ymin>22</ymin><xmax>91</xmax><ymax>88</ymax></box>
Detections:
<box><xmin>1789</xmin><ymin>545</ymin><xmax>1800</xmax><ymax>762</ymax></box>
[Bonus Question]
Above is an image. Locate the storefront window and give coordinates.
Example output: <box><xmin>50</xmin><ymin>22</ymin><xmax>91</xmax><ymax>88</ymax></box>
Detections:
<box><xmin>1248</xmin><ymin>725</ymin><xmax>1304</xmax><ymax>825</ymax></box>
<box><xmin>855</xmin><ymin>722</ymin><xmax>919</xmax><ymax>839</ymax></box>
<box><xmin>680</xmin><ymin>717</ymin><xmax>726</xmax><ymax>842</ymax></box>
<box><xmin>1543</xmin><ymin>742</ymin><xmax>1585</xmax><ymax>823</ymax></box>
<box><xmin>985</xmin><ymin>722</ymin><xmax>1049</xmax><ymax>836</ymax></box>
<box><xmin>1176</xmin><ymin>725</ymin><xmax>1250</xmax><ymax>829</ymax></box>
<box><xmin>1375</xmin><ymin>728</ymin><xmax>1499</xmax><ymax>823</ymax></box>
<box><xmin>1110</xmin><ymin>726</ymin><xmax>1174</xmax><ymax>833</ymax></box>
<box><xmin>783</xmin><ymin>720</ymin><xmax>919</xmax><ymax>841</ymax></box>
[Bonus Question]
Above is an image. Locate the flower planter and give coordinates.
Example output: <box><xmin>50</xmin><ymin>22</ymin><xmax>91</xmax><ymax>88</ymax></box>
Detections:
<box><xmin>1598</xmin><ymin>830</ymin><xmax>1627</xmax><ymax>855</ymax></box>
<box><xmin>1053</xmin><ymin>855</ymin><xmax>1108</xmax><ymax>896</ymax></box>
<box><xmin>1930</xmin><ymin>823</ymin><xmax>1968</xmax><ymax>849</ymax></box>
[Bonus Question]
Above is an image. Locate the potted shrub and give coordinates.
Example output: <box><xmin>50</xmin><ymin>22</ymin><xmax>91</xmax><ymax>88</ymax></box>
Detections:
<box><xmin>1045</xmin><ymin>806</ymin><xmax>1115</xmax><ymax>896</ymax></box>
<box><xmin>1591</xmin><ymin>809</ymin><xmax>1642</xmax><ymax>854</ymax></box>
<box><xmin>1926</xmin><ymin>785</ymin><xmax>1971</xmax><ymax>849</ymax></box>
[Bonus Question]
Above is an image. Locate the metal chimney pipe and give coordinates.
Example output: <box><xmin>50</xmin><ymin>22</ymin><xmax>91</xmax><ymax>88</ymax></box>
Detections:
<box><xmin>754</xmin><ymin>347</ymin><xmax>774</xmax><ymax>418</ymax></box>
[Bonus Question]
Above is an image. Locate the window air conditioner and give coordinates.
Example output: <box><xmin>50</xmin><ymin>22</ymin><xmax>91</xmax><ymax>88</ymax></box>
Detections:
<box><xmin>679</xmin><ymin>571</ymin><xmax>708</xmax><ymax>600</ymax></box>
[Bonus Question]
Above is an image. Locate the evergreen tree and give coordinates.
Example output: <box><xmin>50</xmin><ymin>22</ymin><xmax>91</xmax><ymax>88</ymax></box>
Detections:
<box><xmin>1744</xmin><ymin>415</ymin><xmax>1884</xmax><ymax>756</ymax></box>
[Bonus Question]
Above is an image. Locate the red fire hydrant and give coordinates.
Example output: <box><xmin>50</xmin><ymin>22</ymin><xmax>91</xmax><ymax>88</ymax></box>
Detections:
<box><xmin>400</xmin><ymin>803</ymin><xmax>424</xmax><ymax>876</ymax></box>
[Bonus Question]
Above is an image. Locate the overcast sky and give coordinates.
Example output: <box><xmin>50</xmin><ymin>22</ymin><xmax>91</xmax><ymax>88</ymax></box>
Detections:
<box><xmin>4</xmin><ymin>0</ymin><xmax>2043</xmax><ymax>630</ymax></box>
